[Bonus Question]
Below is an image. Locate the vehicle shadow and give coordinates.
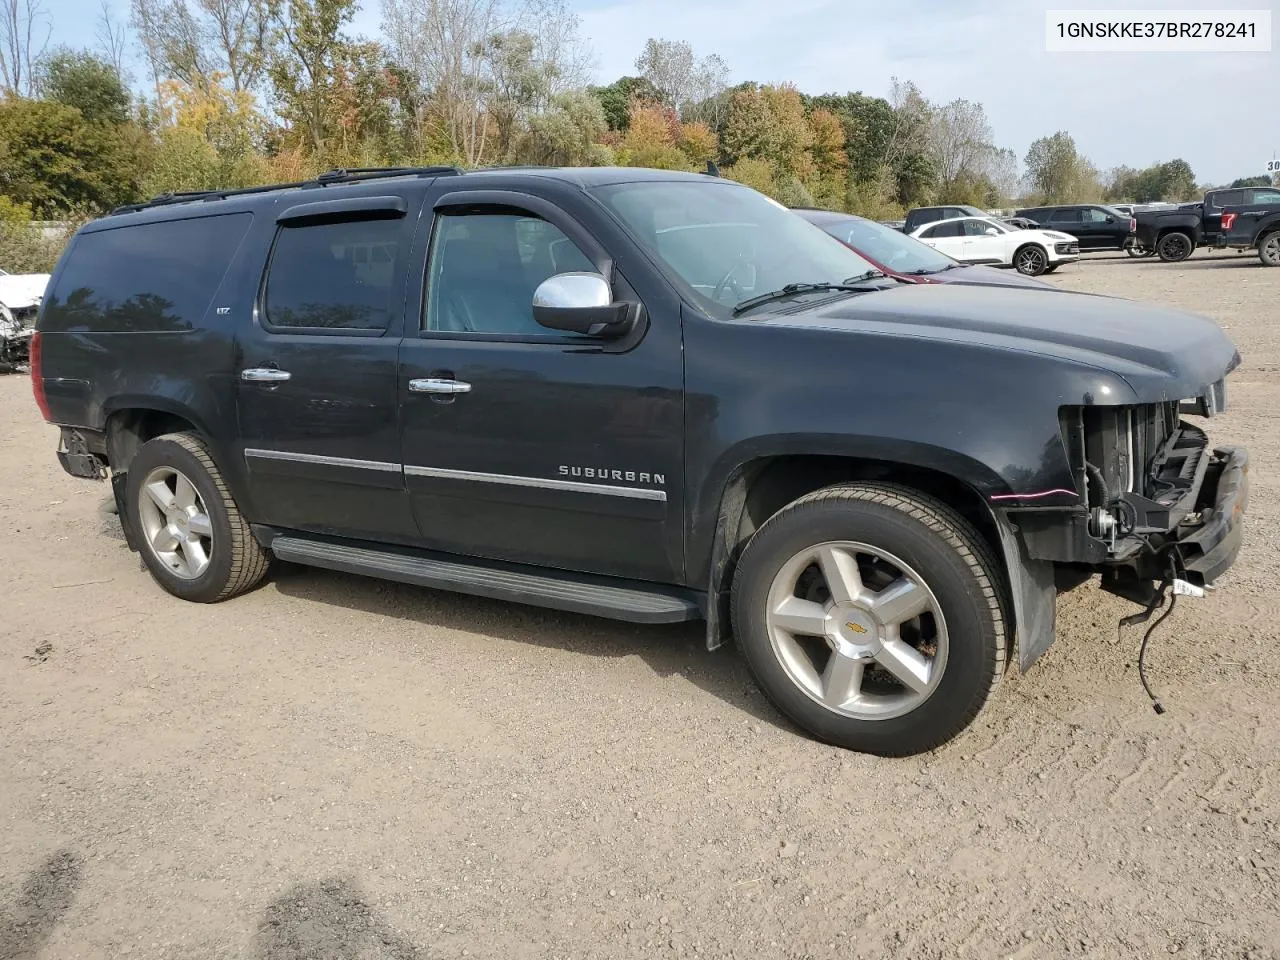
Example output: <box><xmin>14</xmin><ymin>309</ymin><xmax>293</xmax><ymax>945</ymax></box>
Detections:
<box><xmin>253</xmin><ymin>877</ymin><xmax>420</xmax><ymax>960</ymax></box>
<box><xmin>269</xmin><ymin>562</ymin><xmax>792</xmax><ymax>731</ymax></box>
<box><xmin>0</xmin><ymin>849</ymin><xmax>83</xmax><ymax>960</ymax></box>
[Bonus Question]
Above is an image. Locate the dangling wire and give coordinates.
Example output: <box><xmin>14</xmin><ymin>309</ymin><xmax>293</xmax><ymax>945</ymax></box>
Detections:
<box><xmin>1136</xmin><ymin>591</ymin><xmax>1177</xmax><ymax>715</ymax></box>
<box><xmin>1119</xmin><ymin>552</ymin><xmax>1183</xmax><ymax>715</ymax></box>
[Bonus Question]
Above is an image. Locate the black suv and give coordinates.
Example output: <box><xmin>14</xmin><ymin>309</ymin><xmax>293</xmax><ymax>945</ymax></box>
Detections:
<box><xmin>1014</xmin><ymin>204</ymin><xmax>1136</xmax><ymax>251</ymax></box>
<box><xmin>33</xmin><ymin>166</ymin><xmax>1248</xmax><ymax>756</ymax></box>
<box><xmin>902</xmin><ymin>205</ymin><xmax>986</xmax><ymax>234</ymax></box>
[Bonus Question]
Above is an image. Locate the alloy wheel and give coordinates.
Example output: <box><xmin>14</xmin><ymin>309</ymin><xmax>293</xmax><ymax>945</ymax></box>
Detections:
<box><xmin>1016</xmin><ymin>248</ymin><xmax>1045</xmax><ymax>274</ymax></box>
<box><xmin>1261</xmin><ymin>234</ymin><xmax>1280</xmax><ymax>266</ymax></box>
<box><xmin>136</xmin><ymin>466</ymin><xmax>214</xmax><ymax>579</ymax></box>
<box><xmin>765</xmin><ymin>541</ymin><xmax>949</xmax><ymax>721</ymax></box>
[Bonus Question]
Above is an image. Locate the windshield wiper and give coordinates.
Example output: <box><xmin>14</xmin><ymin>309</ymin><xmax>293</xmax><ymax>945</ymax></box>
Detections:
<box><xmin>732</xmin><ymin>280</ymin><xmax>879</xmax><ymax>316</ymax></box>
<box><xmin>906</xmin><ymin>263</ymin><xmax>968</xmax><ymax>276</ymax></box>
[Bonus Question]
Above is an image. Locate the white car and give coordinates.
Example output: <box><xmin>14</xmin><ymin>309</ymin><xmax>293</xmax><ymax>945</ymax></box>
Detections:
<box><xmin>910</xmin><ymin>216</ymin><xmax>1080</xmax><ymax>276</ymax></box>
<box><xmin>0</xmin><ymin>267</ymin><xmax>50</xmax><ymax>370</ymax></box>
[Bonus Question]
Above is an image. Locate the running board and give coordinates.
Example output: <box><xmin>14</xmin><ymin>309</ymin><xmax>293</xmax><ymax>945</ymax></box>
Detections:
<box><xmin>268</xmin><ymin>535</ymin><xmax>702</xmax><ymax>624</ymax></box>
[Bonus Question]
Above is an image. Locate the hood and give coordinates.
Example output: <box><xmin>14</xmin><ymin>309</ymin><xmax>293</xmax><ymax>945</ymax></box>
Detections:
<box><xmin>932</xmin><ymin>264</ymin><xmax>1055</xmax><ymax>290</ymax></box>
<box><xmin>0</xmin><ymin>273</ymin><xmax>51</xmax><ymax>309</ymax></box>
<box><xmin>757</xmin><ymin>282</ymin><xmax>1240</xmax><ymax>402</ymax></box>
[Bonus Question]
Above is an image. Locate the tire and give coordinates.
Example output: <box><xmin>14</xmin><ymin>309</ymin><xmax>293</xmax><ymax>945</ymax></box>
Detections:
<box><xmin>730</xmin><ymin>483</ymin><xmax>1008</xmax><ymax>756</ymax></box>
<box><xmin>124</xmin><ymin>432</ymin><xmax>269</xmax><ymax>603</ymax></box>
<box><xmin>1013</xmin><ymin>244</ymin><xmax>1048</xmax><ymax>276</ymax></box>
<box><xmin>1258</xmin><ymin>231</ymin><xmax>1280</xmax><ymax>267</ymax></box>
<box><xmin>1157</xmin><ymin>231</ymin><xmax>1194</xmax><ymax>263</ymax></box>
<box><xmin>1127</xmin><ymin>243</ymin><xmax>1153</xmax><ymax>258</ymax></box>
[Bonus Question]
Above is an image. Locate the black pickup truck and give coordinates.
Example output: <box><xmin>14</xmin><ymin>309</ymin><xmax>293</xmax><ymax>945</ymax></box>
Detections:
<box><xmin>1134</xmin><ymin>186</ymin><xmax>1280</xmax><ymax>261</ymax></box>
<box><xmin>1220</xmin><ymin>194</ymin><xmax>1280</xmax><ymax>265</ymax></box>
<box><xmin>32</xmin><ymin>166</ymin><xmax>1249</xmax><ymax>756</ymax></box>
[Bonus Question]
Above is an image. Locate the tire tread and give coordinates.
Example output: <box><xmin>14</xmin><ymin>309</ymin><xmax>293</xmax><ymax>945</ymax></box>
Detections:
<box><xmin>731</xmin><ymin>482</ymin><xmax>1008</xmax><ymax>755</ymax></box>
<box><xmin>156</xmin><ymin>432</ymin><xmax>269</xmax><ymax>601</ymax></box>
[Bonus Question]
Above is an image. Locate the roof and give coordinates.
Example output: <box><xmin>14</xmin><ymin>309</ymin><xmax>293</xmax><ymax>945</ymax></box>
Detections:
<box><xmin>105</xmin><ymin>165</ymin><xmax>721</xmax><ymax>222</ymax></box>
<box><xmin>792</xmin><ymin>208</ymin><xmax>868</xmax><ymax>224</ymax></box>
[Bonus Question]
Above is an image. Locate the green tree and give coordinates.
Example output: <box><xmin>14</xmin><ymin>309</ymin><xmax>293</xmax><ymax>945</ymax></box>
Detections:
<box><xmin>589</xmin><ymin>75</ymin><xmax>661</xmax><ymax>131</ymax></box>
<box><xmin>0</xmin><ymin>96</ymin><xmax>141</xmax><ymax>213</ymax></box>
<box><xmin>512</xmin><ymin>89</ymin><xmax>607</xmax><ymax>166</ymax></box>
<box><xmin>266</xmin><ymin>0</ymin><xmax>361</xmax><ymax>155</ymax></box>
<box><xmin>40</xmin><ymin>48</ymin><xmax>130</xmax><ymax>125</ymax></box>
<box><xmin>1024</xmin><ymin>131</ymin><xmax>1091</xmax><ymax>203</ymax></box>
<box><xmin>1230</xmin><ymin>175</ymin><xmax>1272</xmax><ymax>188</ymax></box>
<box><xmin>807</xmin><ymin>92</ymin><xmax>895</xmax><ymax>186</ymax></box>
<box><xmin>720</xmin><ymin>84</ymin><xmax>776</xmax><ymax>165</ymax></box>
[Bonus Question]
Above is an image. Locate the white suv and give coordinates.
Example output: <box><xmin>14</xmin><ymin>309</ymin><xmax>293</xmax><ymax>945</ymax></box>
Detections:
<box><xmin>910</xmin><ymin>216</ymin><xmax>1080</xmax><ymax>276</ymax></box>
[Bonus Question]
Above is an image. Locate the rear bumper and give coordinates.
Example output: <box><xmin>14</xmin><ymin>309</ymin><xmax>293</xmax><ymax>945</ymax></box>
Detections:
<box><xmin>1179</xmin><ymin>446</ymin><xmax>1248</xmax><ymax>584</ymax></box>
<box><xmin>55</xmin><ymin>428</ymin><xmax>107</xmax><ymax>480</ymax></box>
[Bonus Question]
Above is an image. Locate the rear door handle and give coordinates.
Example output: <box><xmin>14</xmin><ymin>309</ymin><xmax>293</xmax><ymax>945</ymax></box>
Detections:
<box><xmin>241</xmin><ymin>368</ymin><xmax>292</xmax><ymax>383</ymax></box>
<box><xmin>409</xmin><ymin>378</ymin><xmax>471</xmax><ymax>395</ymax></box>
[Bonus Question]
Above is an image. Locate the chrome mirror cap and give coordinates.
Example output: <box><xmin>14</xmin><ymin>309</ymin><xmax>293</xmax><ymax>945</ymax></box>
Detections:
<box><xmin>533</xmin><ymin>272</ymin><xmax>611</xmax><ymax>310</ymax></box>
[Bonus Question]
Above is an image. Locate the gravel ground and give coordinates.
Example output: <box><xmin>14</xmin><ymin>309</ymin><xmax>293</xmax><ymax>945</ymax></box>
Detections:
<box><xmin>2</xmin><ymin>249</ymin><xmax>1278</xmax><ymax>960</ymax></box>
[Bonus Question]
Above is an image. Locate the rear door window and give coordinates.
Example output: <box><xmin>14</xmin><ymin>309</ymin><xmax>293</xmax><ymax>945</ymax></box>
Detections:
<box><xmin>923</xmin><ymin>221</ymin><xmax>964</xmax><ymax>239</ymax></box>
<box><xmin>1049</xmin><ymin>208</ymin><xmax>1082</xmax><ymax>224</ymax></box>
<box><xmin>264</xmin><ymin>217</ymin><xmax>408</xmax><ymax>332</ymax></box>
<box><xmin>41</xmin><ymin>213</ymin><xmax>253</xmax><ymax>333</ymax></box>
<box><xmin>1209</xmin><ymin>190</ymin><xmax>1244</xmax><ymax>210</ymax></box>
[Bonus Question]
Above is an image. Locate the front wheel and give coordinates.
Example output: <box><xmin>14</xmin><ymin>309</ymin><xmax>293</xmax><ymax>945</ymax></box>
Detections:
<box><xmin>1014</xmin><ymin>244</ymin><xmax>1048</xmax><ymax>275</ymax></box>
<box><xmin>1157</xmin><ymin>231</ymin><xmax>1194</xmax><ymax>262</ymax></box>
<box><xmin>124</xmin><ymin>432</ymin><xmax>270</xmax><ymax>603</ymax></box>
<box><xmin>1127</xmin><ymin>243</ymin><xmax>1154</xmax><ymax>258</ymax></box>
<box><xmin>730</xmin><ymin>484</ymin><xmax>1008</xmax><ymax>756</ymax></box>
<box><xmin>1258</xmin><ymin>231</ymin><xmax>1280</xmax><ymax>267</ymax></box>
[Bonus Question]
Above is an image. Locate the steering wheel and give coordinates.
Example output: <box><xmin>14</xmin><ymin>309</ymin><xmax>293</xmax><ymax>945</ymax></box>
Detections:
<box><xmin>712</xmin><ymin>259</ymin><xmax>753</xmax><ymax>303</ymax></box>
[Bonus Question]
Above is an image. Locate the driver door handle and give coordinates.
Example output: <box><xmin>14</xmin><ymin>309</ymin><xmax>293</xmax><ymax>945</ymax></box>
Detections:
<box><xmin>409</xmin><ymin>378</ymin><xmax>472</xmax><ymax>395</ymax></box>
<box><xmin>241</xmin><ymin>368</ymin><xmax>292</xmax><ymax>383</ymax></box>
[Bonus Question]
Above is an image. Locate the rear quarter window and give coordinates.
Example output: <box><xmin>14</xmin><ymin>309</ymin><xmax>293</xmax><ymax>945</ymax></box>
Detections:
<box><xmin>41</xmin><ymin>213</ymin><xmax>253</xmax><ymax>333</ymax></box>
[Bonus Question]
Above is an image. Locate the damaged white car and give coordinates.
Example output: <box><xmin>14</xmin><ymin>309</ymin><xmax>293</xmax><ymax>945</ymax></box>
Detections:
<box><xmin>0</xmin><ymin>268</ymin><xmax>50</xmax><ymax>370</ymax></box>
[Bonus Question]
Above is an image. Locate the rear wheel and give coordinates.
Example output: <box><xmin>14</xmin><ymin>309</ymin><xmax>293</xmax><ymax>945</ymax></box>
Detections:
<box><xmin>125</xmin><ymin>432</ymin><xmax>270</xmax><ymax>602</ymax></box>
<box><xmin>1127</xmin><ymin>243</ymin><xmax>1153</xmax><ymax>258</ymax></box>
<box><xmin>1157</xmin><ymin>231</ymin><xmax>1194</xmax><ymax>262</ymax></box>
<box><xmin>1258</xmin><ymin>231</ymin><xmax>1280</xmax><ymax>267</ymax></box>
<box><xmin>1014</xmin><ymin>244</ymin><xmax>1048</xmax><ymax>275</ymax></box>
<box><xmin>730</xmin><ymin>484</ymin><xmax>1007</xmax><ymax>756</ymax></box>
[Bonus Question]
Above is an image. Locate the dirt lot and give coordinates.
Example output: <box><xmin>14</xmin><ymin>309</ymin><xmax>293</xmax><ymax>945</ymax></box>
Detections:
<box><xmin>2</xmin><ymin>249</ymin><xmax>1278</xmax><ymax>960</ymax></box>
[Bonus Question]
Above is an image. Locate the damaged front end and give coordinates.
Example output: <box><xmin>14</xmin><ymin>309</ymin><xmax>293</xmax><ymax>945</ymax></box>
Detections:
<box><xmin>999</xmin><ymin>378</ymin><xmax>1249</xmax><ymax>671</ymax></box>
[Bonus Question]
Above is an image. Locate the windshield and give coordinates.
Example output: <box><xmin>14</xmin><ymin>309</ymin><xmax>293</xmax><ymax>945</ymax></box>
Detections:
<box><xmin>592</xmin><ymin>180</ymin><xmax>880</xmax><ymax>316</ymax></box>
<box><xmin>820</xmin><ymin>216</ymin><xmax>957</xmax><ymax>273</ymax></box>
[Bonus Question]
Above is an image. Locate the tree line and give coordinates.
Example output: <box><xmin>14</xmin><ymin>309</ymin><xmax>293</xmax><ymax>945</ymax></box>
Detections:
<box><xmin>1</xmin><ymin>0</ymin><xmax>1274</xmax><ymax>270</ymax></box>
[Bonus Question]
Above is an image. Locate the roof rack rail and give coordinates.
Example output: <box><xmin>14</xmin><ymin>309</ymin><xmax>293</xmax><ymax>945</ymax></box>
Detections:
<box><xmin>110</xmin><ymin>165</ymin><xmax>465</xmax><ymax>216</ymax></box>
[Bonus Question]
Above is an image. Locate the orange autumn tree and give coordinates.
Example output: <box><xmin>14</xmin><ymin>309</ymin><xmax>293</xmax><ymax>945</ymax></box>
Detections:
<box><xmin>620</xmin><ymin>98</ymin><xmax>719</xmax><ymax>170</ymax></box>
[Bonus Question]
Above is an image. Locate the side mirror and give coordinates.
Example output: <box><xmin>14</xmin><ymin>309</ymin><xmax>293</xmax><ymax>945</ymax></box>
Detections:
<box><xmin>533</xmin><ymin>273</ymin><xmax>632</xmax><ymax>339</ymax></box>
<box><xmin>1105</xmin><ymin>215</ymin><xmax>1115</xmax><ymax>223</ymax></box>
<box><xmin>984</xmin><ymin>227</ymin><xmax>1000</xmax><ymax>236</ymax></box>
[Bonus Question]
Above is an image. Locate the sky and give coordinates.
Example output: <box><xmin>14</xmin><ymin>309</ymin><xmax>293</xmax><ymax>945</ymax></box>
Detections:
<box><xmin>47</xmin><ymin>0</ymin><xmax>1279</xmax><ymax>186</ymax></box>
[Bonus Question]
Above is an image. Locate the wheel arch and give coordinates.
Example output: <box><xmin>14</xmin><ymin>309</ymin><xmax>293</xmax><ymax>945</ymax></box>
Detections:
<box><xmin>700</xmin><ymin>450</ymin><xmax>1018</xmax><ymax>653</ymax></box>
<box><xmin>102</xmin><ymin>399</ymin><xmax>251</xmax><ymax>546</ymax></box>
<box><xmin>104</xmin><ymin>396</ymin><xmax>227</xmax><ymax>476</ymax></box>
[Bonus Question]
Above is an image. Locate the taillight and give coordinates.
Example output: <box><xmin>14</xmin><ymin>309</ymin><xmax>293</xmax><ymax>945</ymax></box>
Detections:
<box><xmin>1222</xmin><ymin>212</ymin><xmax>1237</xmax><ymax>231</ymax></box>
<box><xmin>30</xmin><ymin>331</ymin><xmax>51</xmax><ymax>421</ymax></box>
<box><xmin>1129</xmin><ymin>218</ymin><xmax>1136</xmax><ymax>232</ymax></box>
